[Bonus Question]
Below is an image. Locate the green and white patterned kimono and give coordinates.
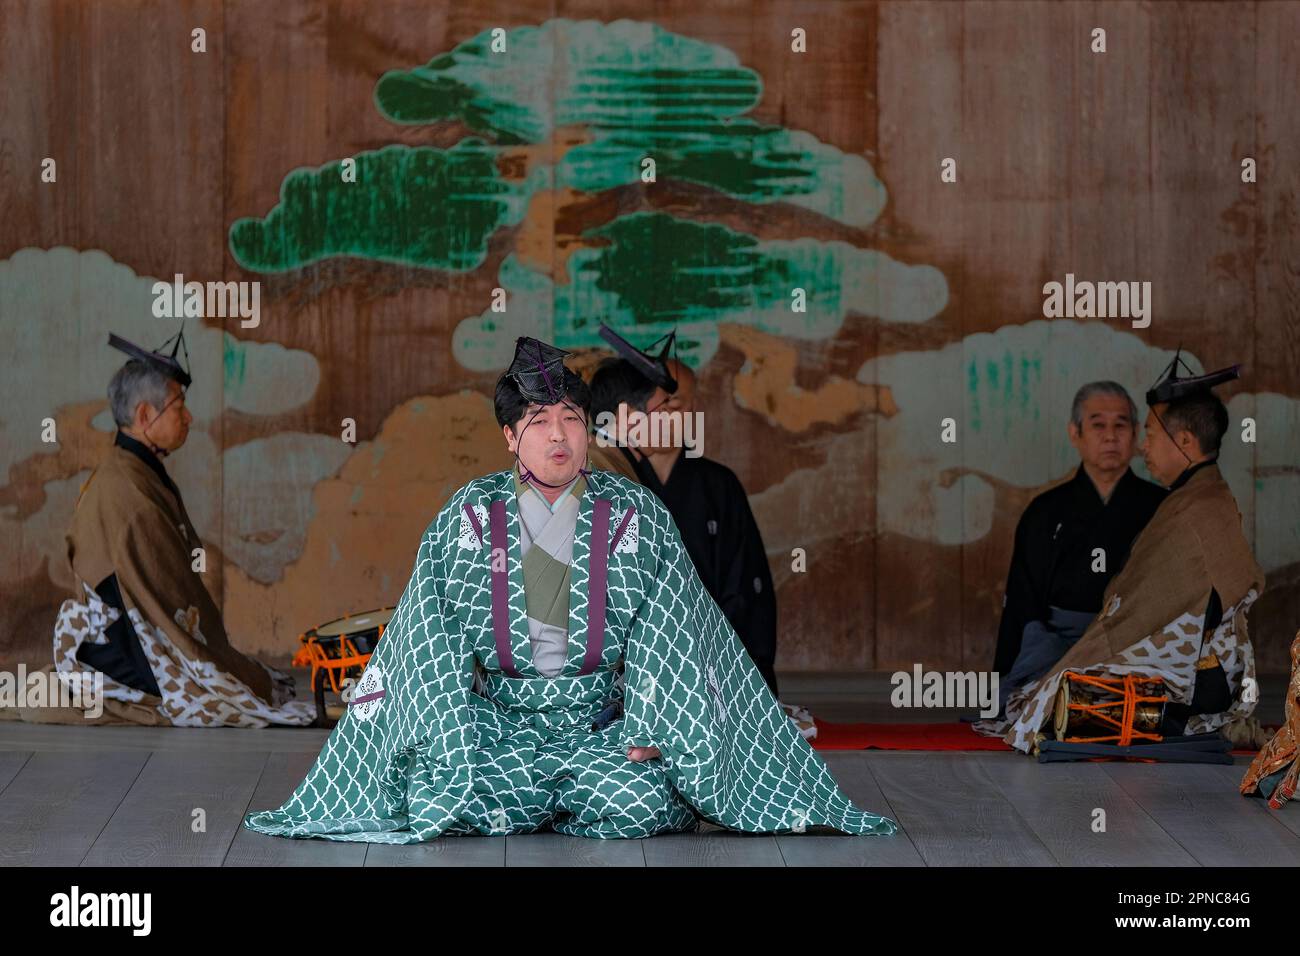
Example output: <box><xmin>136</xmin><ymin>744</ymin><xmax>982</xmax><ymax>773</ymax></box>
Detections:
<box><xmin>243</xmin><ymin>468</ymin><xmax>897</xmax><ymax>841</ymax></box>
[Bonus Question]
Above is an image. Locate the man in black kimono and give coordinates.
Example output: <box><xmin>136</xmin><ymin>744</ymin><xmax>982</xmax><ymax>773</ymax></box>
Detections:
<box><xmin>588</xmin><ymin>335</ymin><xmax>781</xmax><ymax>708</ymax></box>
<box><xmin>992</xmin><ymin>381</ymin><xmax>1166</xmax><ymax>713</ymax></box>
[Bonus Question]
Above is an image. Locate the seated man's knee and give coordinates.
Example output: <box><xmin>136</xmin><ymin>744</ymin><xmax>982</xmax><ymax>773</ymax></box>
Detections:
<box><xmin>459</xmin><ymin>747</ymin><xmax>550</xmax><ymax>834</ymax></box>
<box><xmin>557</xmin><ymin>756</ymin><xmax>693</xmax><ymax>837</ymax></box>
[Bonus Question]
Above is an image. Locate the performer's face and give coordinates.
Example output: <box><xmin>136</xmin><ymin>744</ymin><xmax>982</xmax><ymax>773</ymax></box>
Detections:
<box><xmin>1067</xmin><ymin>393</ymin><xmax>1135</xmax><ymax>473</ymax></box>
<box><xmin>139</xmin><ymin>379</ymin><xmax>192</xmax><ymax>452</ymax></box>
<box><xmin>504</xmin><ymin>401</ymin><xmax>589</xmax><ymax>485</ymax></box>
<box><xmin>1140</xmin><ymin>404</ymin><xmax>1197</xmax><ymax>486</ymax></box>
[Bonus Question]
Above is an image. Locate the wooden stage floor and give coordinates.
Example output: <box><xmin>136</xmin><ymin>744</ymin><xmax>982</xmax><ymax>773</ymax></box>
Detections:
<box><xmin>1</xmin><ymin>672</ymin><xmax>1295</xmax><ymax>867</ymax></box>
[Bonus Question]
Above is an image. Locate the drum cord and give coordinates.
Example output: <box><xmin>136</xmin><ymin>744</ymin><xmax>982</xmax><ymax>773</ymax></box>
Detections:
<box><xmin>1062</xmin><ymin>672</ymin><xmax>1166</xmax><ymax>746</ymax></box>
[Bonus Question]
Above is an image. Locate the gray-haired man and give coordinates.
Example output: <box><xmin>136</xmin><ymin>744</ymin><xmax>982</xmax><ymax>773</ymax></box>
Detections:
<box><xmin>992</xmin><ymin>381</ymin><xmax>1167</xmax><ymax>713</ymax></box>
<box><xmin>47</xmin><ymin>332</ymin><xmax>314</xmax><ymax>726</ymax></box>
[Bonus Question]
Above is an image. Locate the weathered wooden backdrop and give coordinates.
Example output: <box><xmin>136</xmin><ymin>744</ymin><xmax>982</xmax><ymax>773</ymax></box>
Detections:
<box><xmin>2</xmin><ymin>1</ymin><xmax>1297</xmax><ymax>675</ymax></box>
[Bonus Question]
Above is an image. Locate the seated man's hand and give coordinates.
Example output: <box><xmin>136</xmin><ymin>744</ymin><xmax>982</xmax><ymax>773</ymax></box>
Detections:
<box><xmin>626</xmin><ymin>745</ymin><xmax>661</xmax><ymax>762</ymax></box>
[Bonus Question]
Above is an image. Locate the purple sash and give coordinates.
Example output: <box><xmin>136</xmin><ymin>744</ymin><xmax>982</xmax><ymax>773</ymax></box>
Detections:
<box><xmin>487</xmin><ymin>500</ymin><xmax>519</xmax><ymax>677</ymax></box>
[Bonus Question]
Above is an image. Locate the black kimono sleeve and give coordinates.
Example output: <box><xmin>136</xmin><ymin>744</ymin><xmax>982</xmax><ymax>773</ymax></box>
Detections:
<box><xmin>716</xmin><ymin>469</ymin><xmax>779</xmax><ymax>698</ymax></box>
<box><xmin>993</xmin><ymin>503</ymin><xmax>1050</xmax><ymax>675</ymax></box>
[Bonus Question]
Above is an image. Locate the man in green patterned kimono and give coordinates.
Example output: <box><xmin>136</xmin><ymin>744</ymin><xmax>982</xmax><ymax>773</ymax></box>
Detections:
<box><xmin>244</xmin><ymin>337</ymin><xmax>897</xmax><ymax>842</ymax></box>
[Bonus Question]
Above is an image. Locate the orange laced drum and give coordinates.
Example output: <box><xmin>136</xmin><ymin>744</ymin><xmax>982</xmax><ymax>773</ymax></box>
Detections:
<box><xmin>1053</xmin><ymin>672</ymin><xmax>1169</xmax><ymax>746</ymax></box>
<box><xmin>293</xmin><ymin>607</ymin><xmax>394</xmax><ymax>721</ymax></box>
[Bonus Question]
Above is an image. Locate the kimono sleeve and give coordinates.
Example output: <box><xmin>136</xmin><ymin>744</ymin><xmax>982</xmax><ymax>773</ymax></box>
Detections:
<box><xmin>243</xmin><ymin>503</ymin><xmax>478</xmax><ymax>843</ymax></box>
<box><xmin>109</xmin><ymin>491</ymin><xmax>273</xmax><ymax>699</ymax></box>
<box><xmin>993</xmin><ymin>505</ymin><xmax>1044</xmax><ymax>675</ymax></box>
<box><xmin>714</xmin><ymin>469</ymin><xmax>778</xmax><ymax>694</ymax></box>
<box><xmin>618</xmin><ymin>501</ymin><xmax>896</xmax><ymax>836</ymax></box>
